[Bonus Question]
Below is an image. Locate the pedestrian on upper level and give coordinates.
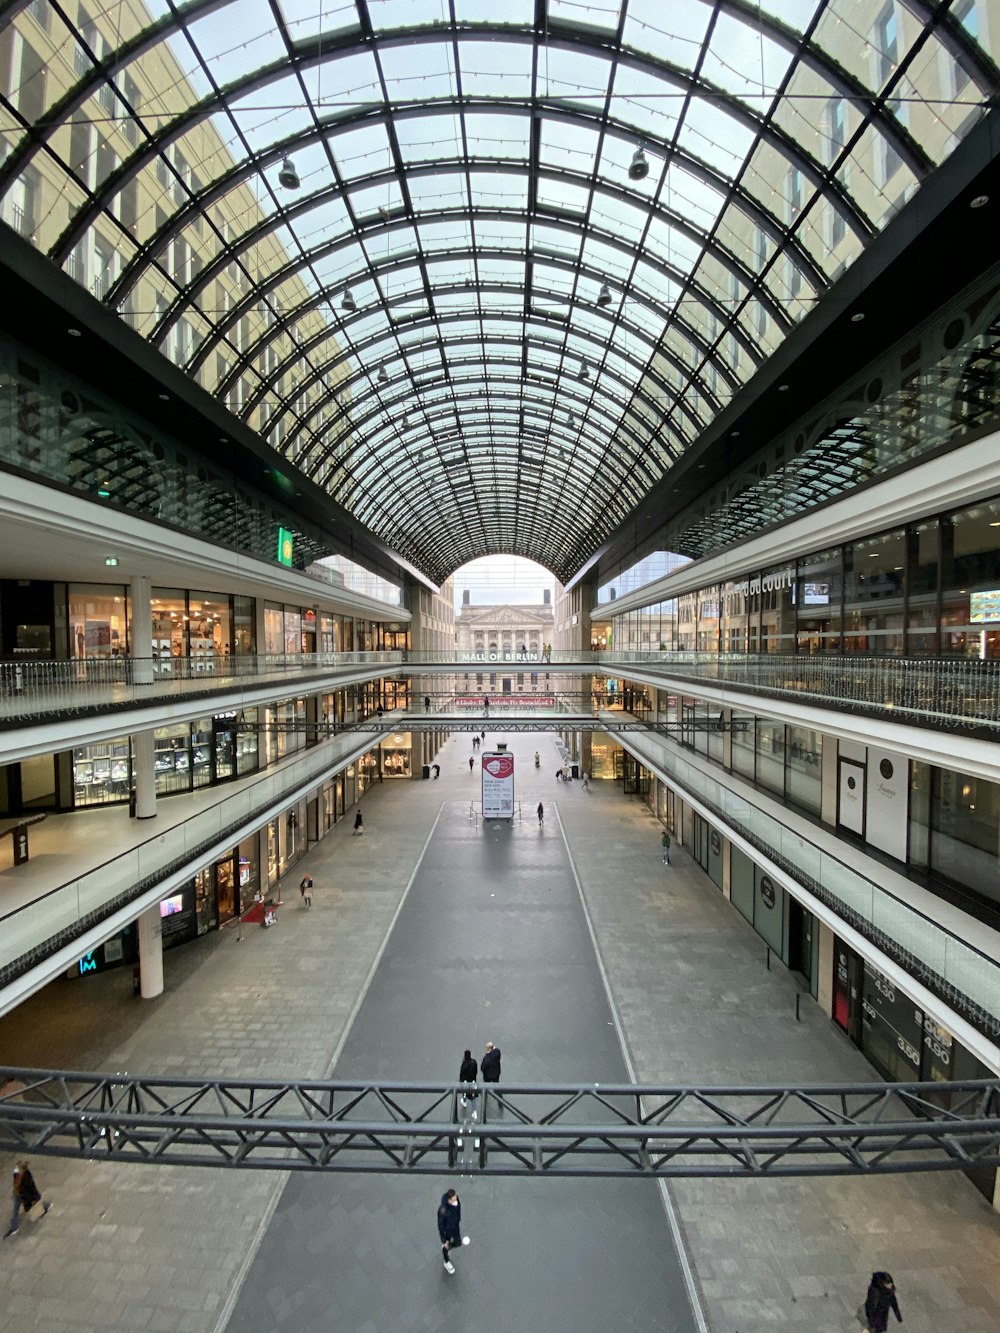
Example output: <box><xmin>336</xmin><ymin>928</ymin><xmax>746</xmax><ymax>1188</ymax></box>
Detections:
<box><xmin>437</xmin><ymin>1189</ymin><xmax>469</xmax><ymax>1275</ymax></box>
<box><xmin>483</xmin><ymin>696</ymin><xmax>489</xmax><ymax>715</ymax></box>
<box><xmin>481</xmin><ymin>1041</ymin><xmax>501</xmax><ymax>1083</ymax></box>
<box><xmin>864</xmin><ymin>1272</ymin><xmax>902</xmax><ymax>1332</ymax></box>
<box><xmin>424</xmin><ymin>694</ymin><xmax>431</xmax><ymax>713</ymax></box>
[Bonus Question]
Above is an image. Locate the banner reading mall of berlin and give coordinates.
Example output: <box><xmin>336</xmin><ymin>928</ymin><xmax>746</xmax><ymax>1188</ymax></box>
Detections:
<box><xmin>482</xmin><ymin>752</ymin><xmax>515</xmax><ymax>819</ymax></box>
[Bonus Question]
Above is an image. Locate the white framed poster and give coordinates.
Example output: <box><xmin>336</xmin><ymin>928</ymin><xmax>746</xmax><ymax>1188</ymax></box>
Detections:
<box><xmin>482</xmin><ymin>752</ymin><xmax>515</xmax><ymax>818</ymax></box>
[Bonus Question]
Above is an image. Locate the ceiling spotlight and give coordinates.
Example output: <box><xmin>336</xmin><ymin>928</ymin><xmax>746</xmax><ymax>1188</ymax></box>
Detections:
<box><xmin>378</xmin><ymin>205</ymin><xmax>390</xmax><ymax>220</ymax></box>
<box><xmin>970</xmin><ymin>194</ymin><xmax>989</xmax><ymax>209</ymax></box>
<box><xmin>597</xmin><ymin>282</ymin><xmax>612</xmax><ymax>308</ymax></box>
<box><xmin>341</xmin><ymin>287</ymin><xmax>357</xmax><ymax>313</ymax></box>
<box><xmin>377</xmin><ymin>364</ymin><xmax>389</xmax><ymax>384</ymax></box>
<box><xmin>628</xmin><ymin>146</ymin><xmax>649</xmax><ymax>181</ymax></box>
<box><xmin>850</xmin><ymin>312</ymin><xmax>865</xmax><ymax>322</ymax></box>
<box><xmin>579</xmin><ymin>360</ymin><xmax>591</xmax><ymax>382</ymax></box>
<box><xmin>278</xmin><ymin>157</ymin><xmax>300</xmax><ymax>190</ymax></box>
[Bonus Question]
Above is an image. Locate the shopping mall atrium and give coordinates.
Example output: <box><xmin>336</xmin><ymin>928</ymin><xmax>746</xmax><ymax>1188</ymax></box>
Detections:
<box><xmin>2</xmin><ymin>2</ymin><xmax>1000</xmax><ymax>1330</ymax></box>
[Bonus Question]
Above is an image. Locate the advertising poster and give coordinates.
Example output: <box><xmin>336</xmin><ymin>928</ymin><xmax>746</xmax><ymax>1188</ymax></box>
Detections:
<box><xmin>482</xmin><ymin>752</ymin><xmax>515</xmax><ymax>818</ymax></box>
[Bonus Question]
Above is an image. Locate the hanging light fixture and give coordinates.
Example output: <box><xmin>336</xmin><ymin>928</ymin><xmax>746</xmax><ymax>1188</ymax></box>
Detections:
<box><xmin>579</xmin><ymin>360</ymin><xmax>591</xmax><ymax>382</ymax></box>
<box><xmin>628</xmin><ymin>145</ymin><xmax>649</xmax><ymax>181</ymax></box>
<box><xmin>278</xmin><ymin>157</ymin><xmax>301</xmax><ymax>190</ymax></box>
<box><xmin>341</xmin><ymin>287</ymin><xmax>357</xmax><ymax>313</ymax></box>
<box><xmin>378</xmin><ymin>364</ymin><xmax>389</xmax><ymax>384</ymax></box>
<box><xmin>597</xmin><ymin>282</ymin><xmax>612</xmax><ymax>308</ymax></box>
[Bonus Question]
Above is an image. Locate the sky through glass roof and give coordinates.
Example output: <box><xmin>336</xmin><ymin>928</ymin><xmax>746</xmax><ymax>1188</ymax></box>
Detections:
<box><xmin>0</xmin><ymin>0</ymin><xmax>996</xmax><ymax>583</ymax></box>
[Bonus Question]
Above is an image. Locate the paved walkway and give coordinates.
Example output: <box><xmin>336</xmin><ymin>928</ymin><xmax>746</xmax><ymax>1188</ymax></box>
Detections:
<box><xmin>1</xmin><ymin>728</ymin><xmax>999</xmax><ymax>1332</ymax></box>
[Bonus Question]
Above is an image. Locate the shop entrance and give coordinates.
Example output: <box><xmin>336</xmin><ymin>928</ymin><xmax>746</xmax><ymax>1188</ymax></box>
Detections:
<box><xmin>786</xmin><ymin>898</ymin><xmax>813</xmax><ymax>987</ymax></box>
<box><xmin>215</xmin><ymin>855</ymin><xmax>237</xmax><ymax>925</ymax></box>
<box><xmin>622</xmin><ymin>753</ymin><xmax>649</xmax><ymax>798</ymax></box>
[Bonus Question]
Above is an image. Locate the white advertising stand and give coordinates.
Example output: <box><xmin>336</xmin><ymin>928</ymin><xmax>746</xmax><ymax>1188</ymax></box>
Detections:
<box><xmin>482</xmin><ymin>752</ymin><xmax>515</xmax><ymax>819</ymax></box>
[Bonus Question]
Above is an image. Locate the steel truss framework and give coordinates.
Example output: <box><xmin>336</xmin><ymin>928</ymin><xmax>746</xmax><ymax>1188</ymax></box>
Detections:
<box><xmin>2</xmin><ymin>1070</ymin><xmax>1000</xmax><ymax>1179</ymax></box>
<box><xmin>0</xmin><ymin>1</ymin><xmax>996</xmax><ymax>581</ymax></box>
<box><xmin>258</xmin><ymin>714</ymin><xmax>743</xmax><ymax>737</ymax></box>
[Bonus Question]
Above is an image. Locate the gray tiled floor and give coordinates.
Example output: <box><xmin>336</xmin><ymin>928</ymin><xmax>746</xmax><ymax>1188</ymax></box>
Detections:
<box><xmin>1</xmin><ymin>728</ymin><xmax>999</xmax><ymax>1333</ymax></box>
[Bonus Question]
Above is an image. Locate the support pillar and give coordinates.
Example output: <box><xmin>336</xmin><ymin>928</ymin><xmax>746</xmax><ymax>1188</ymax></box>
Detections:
<box><xmin>136</xmin><ymin>901</ymin><xmax>164</xmax><ymax>1000</ymax></box>
<box><xmin>130</xmin><ymin>574</ymin><xmax>153</xmax><ymax>687</ymax></box>
<box><xmin>133</xmin><ymin>729</ymin><xmax>157</xmax><ymax>819</ymax></box>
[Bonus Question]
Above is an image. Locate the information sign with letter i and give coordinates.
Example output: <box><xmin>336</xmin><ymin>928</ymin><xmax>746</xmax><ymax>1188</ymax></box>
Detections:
<box><xmin>482</xmin><ymin>752</ymin><xmax>515</xmax><ymax>819</ymax></box>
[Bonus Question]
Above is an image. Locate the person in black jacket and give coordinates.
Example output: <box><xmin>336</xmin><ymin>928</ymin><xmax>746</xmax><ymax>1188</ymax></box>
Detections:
<box><xmin>5</xmin><ymin>1160</ymin><xmax>50</xmax><ymax>1238</ymax></box>
<box><xmin>481</xmin><ymin>1042</ymin><xmax>501</xmax><ymax>1082</ymax></box>
<box><xmin>437</xmin><ymin>1189</ymin><xmax>469</xmax><ymax>1274</ymax></box>
<box><xmin>458</xmin><ymin>1049</ymin><xmax>479</xmax><ymax>1147</ymax></box>
<box><xmin>864</xmin><ymin>1272</ymin><xmax>902</xmax><ymax>1332</ymax></box>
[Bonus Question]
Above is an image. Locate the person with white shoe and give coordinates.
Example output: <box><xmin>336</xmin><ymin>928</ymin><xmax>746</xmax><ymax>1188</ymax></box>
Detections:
<box><xmin>457</xmin><ymin>1049</ymin><xmax>479</xmax><ymax>1147</ymax></box>
<box><xmin>437</xmin><ymin>1189</ymin><xmax>469</xmax><ymax>1274</ymax></box>
<box><xmin>5</xmin><ymin>1160</ymin><xmax>51</xmax><ymax>1239</ymax></box>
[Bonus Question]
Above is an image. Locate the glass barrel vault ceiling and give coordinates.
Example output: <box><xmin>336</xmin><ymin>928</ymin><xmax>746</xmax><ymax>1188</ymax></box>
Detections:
<box><xmin>0</xmin><ymin>0</ymin><xmax>997</xmax><ymax>584</ymax></box>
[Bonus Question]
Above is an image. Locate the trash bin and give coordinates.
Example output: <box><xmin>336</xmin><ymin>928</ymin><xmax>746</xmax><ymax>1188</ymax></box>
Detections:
<box><xmin>422</xmin><ymin>763</ymin><xmax>431</xmax><ymax>779</ymax></box>
<box><xmin>570</xmin><ymin>763</ymin><xmax>580</xmax><ymax>779</ymax></box>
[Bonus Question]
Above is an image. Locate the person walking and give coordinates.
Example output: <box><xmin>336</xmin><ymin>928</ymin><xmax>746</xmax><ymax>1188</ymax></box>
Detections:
<box><xmin>5</xmin><ymin>1160</ymin><xmax>50</xmax><ymax>1238</ymax></box>
<box><xmin>437</xmin><ymin>1189</ymin><xmax>469</xmax><ymax>1274</ymax></box>
<box><xmin>661</xmin><ymin>829</ymin><xmax>671</xmax><ymax>864</ymax></box>
<box><xmin>483</xmin><ymin>695</ymin><xmax>489</xmax><ymax>715</ymax></box>
<box><xmin>481</xmin><ymin>1041</ymin><xmax>501</xmax><ymax>1083</ymax></box>
<box><xmin>864</xmin><ymin>1273</ymin><xmax>902</xmax><ymax>1332</ymax></box>
<box><xmin>353</xmin><ymin>809</ymin><xmax>364</xmax><ymax>836</ymax></box>
<box><xmin>582</xmin><ymin>771</ymin><xmax>590</xmax><ymax>790</ymax></box>
<box><xmin>299</xmin><ymin>874</ymin><xmax>313</xmax><ymax>908</ymax></box>
<box><xmin>424</xmin><ymin>694</ymin><xmax>431</xmax><ymax>713</ymax></box>
<box><xmin>469</xmin><ymin>755</ymin><xmax>475</xmax><ymax>772</ymax></box>
<box><xmin>537</xmin><ymin>801</ymin><xmax>544</xmax><ymax>827</ymax></box>
<box><xmin>457</xmin><ymin>1049</ymin><xmax>479</xmax><ymax>1148</ymax></box>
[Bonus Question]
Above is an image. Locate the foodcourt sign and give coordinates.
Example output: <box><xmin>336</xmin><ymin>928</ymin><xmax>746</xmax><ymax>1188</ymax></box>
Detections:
<box><xmin>482</xmin><ymin>752</ymin><xmax>515</xmax><ymax>819</ymax></box>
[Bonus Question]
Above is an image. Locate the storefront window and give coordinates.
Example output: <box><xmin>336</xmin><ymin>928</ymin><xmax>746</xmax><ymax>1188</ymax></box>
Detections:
<box><xmin>194</xmin><ymin>867</ymin><xmax>216</xmax><ymax>934</ymax></box>
<box><xmin>760</xmin><ymin>564</ymin><xmax>796</xmax><ymax>653</ymax></box>
<box><xmin>237</xmin><ymin>835</ymin><xmax>259</xmax><ymax>911</ymax></box>
<box><xmin>382</xmin><ymin>732</ymin><xmax>411</xmax><ymax>777</ymax></box>
<box><xmin>942</xmin><ymin>498</ymin><xmax>1000</xmax><ymax>658</ymax></box>
<box><xmin>191</xmin><ymin>718</ymin><xmax>213</xmax><ymax>788</ymax></box>
<box><xmin>189</xmin><ymin>592</ymin><xmax>231</xmax><ymax>661</ymax></box>
<box><xmin>237</xmin><ymin>709</ymin><xmax>259</xmax><ymax>776</ymax></box>
<box><xmin>795</xmin><ymin>549</ymin><xmax>842</xmax><ymax>653</ymax></box>
<box><xmin>154</xmin><ymin>722</ymin><xmax>192</xmax><ymax>795</ymax></box>
<box><xmin>233</xmin><ymin>595</ymin><xmax>255</xmax><ymax>655</ymax></box>
<box><xmin>906</xmin><ymin>520</ymin><xmax>939</xmax><ymax>656</ymax></box>
<box><xmin>151</xmin><ymin>589</ymin><xmax>187</xmax><ymax>669</ymax></box>
<box><xmin>69</xmin><ymin>584</ymin><xmax>127</xmax><ymax>659</ymax></box>
<box><xmin>756</xmin><ymin>719</ymin><xmax>785</xmax><ymax>796</ymax></box>
<box><xmin>786</xmin><ymin>726</ymin><xmax>822</xmax><ymax>815</ymax></box>
<box><xmin>930</xmin><ymin>766</ymin><xmax>1000</xmax><ymax>905</ymax></box>
<box><xmin>73</xmin><ymin>737</ymin><xmax>130</xmax><ymax>806</ymax></box>
<box><xmin>697</xmin><ymin>586</ymin><xmax>721</xmax><ymax>653</ymax></box>
<box><xmin>264</xmin><ymin>604</ymin><xmax>283</xmax><ymax>654</ymax></box>
<box><xmin>284</xmin><ymin>607</ymin><xmax>302</xmax><ymax>654</ymax></box>
<box><xmin>843</xmin><ymin>529</ymin><xmax>905</xmax><ymax>655</ymax></box>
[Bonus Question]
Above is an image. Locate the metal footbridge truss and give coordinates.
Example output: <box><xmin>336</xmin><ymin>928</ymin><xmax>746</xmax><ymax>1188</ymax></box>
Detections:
<box><xmin>3</xmin><ymin>1071</ymin><xmax>1000</xmax><ymax>1180</ymax></box>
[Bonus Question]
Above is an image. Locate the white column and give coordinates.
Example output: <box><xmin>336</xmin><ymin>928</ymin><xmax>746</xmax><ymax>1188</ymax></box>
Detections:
<box><xmin>130</xmin><ymin>574</ymin><xmax>153</xmax><ymax>687</ymax></box>
<box><xmin>136</xmin><ymin>901</ymin><xmax>164</xmax><ymax>1000</ymax></box>
<box><xmin>133</xmin><ymin>729</ymin><xmax>157</xmax><ymax>819</ymax></box>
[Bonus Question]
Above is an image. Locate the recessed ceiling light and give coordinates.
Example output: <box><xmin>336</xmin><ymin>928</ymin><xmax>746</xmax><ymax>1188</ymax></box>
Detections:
<box><xmin>850</xmin><ymin>312</ymin><xmax>865</xmax><ymax>323</ymax></box>
<box><xmin>67</xmin><ymin>327</ymin><xmax>82</xmax><ymax>337</ymax></box>
<box><xmin>970</xmin><ymin>194</ymin><xmax>989</xmax><ymax>209</ymax></box>
<box><xmin>777</xmin><ymin>383</ymin><xmax>789</xmax><ymax>391</ymax></box>
<box><xmin>219</xmin><ymin>436</ymin><xmax>228</xmax><ymax>443</ymax></box>
<box><xmin>730</xmin><ymin>430</ymin><xmax>740</xmax><ymax>437</ymax></box>
<box><xmin>158</xmin><ymin>393</ymin><xmax>169</xmax><ymax>400</ymax></box>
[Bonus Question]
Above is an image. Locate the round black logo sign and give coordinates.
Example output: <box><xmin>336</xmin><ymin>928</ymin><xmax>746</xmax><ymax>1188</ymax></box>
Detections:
<box><xmin>759</xmin><ymin>877</ymin><xmax>776</xmax><ymax>910</ymax></box>
<box><xmin>710</xmin><ymin>830</ymin><xmax>721</xmax><ymax>856</ymax></box>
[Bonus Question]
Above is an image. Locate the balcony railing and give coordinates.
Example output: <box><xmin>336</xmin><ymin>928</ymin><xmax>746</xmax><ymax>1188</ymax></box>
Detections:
<box><xmin>603</xmin><ymin>651</ymin><xmax>1000</xmax><ymax>732</ymax></box>
<box><xmin>620</xmin><ymin>725</ymin><xmax>1000</xmax><ymax>1041</ymax></box>
<box><xmin>0</xmin><ymin>725</ymin><xmax>377</xmax><ymax>990</ymax></box>
<box><xmin>0</xmin><ymin>651</ymin><xmax>399</xmax><ymax>724</ymax></box>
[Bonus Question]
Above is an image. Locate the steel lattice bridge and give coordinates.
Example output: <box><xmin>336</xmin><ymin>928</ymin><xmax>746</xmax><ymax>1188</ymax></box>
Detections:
<box><xmin>3</xmin><ymin>1070</ymin><xmax>1000</xmax><ymax>1179</ymax></box>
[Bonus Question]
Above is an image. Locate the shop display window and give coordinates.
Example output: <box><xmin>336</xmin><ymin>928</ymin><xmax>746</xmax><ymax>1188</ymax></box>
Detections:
<box><xmin>382</xmin><ymin>734</ymin><xmax>411</xmax><ymax>777</ymax></box>
<box><xmin>237</xmin><ymin>710</ymin><xmax>259</xmax><ymax>775</ymax></box>
<box><xmin>154</xmin><ymin>721</ymin><xmax>192</xmax><ymax>795</ymax></box>
<box><xmin>189</xmin><ymin>592</ymin><xmax>231</xmax><ymax>665</ymax></box>
<box><xmin>233</xmin><ymin>595</ymin><xmax>255</xmax><ymax>655</ymax></box>
<box><xmin>73</xmin><ymin>737</ymin><xmax>130</xmax><ymax>807</ymax></box>
<box><xmin>283</xmin><ymin>607</ymin><xmax>302</xmax><ymax>655</ymax></box>
<box><xmin>69</xmin><ymin>584</ymin><xmax>127</xmax><ymax>659</ymax></box>
<box><xmin>151</xmin><ymin>589</ymin><xmax>187</xmax><ymax>671</ymax></box>
<box><xmin>942</xmin><ymin>498</ymin><xmax>1000</xmax><ymax>658</ymax></box>
<box><xmin>264</xmin><ymin>604</ymin><xmax>283</xmax><ymax>654</ymax></box>
<box><xmin>192</xmin><ymin>718</ymin><xmax>213</xmax><ymax>788</ymax></box>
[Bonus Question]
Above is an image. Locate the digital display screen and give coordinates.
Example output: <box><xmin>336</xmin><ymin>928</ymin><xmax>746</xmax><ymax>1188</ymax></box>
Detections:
<box><xmin>802</xmin><ymin>581</ymin><xmax>830</xmax><ymax>606</ymax></box>
<box><xmin>159</xmin><ymin>894</ymin><xmax>184</xmax><ymax>917</ymax></box>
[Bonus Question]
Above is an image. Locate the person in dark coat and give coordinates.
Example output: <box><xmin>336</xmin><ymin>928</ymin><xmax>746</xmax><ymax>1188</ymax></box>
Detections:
<box><xmin>481</xmin><ymin>1041</ymin><xmax>501</xmax><ymax>1082</ymax></box>
<box><xmin>537</xmin><ymin>802</ymin><xmax>544</xmax><ymax>827</ymax></box>
<box><xmin>437</xmin><ymin>1188</ymin><xmax>469</xmax><ymax>1274</ymax></box>
<box><xmin>457</xmin><ymin>1049</ymin><xmax>479</xmax><ymax>1147</ymax></box>
<box><xmin>864</xmin><ymin>1272</ymin><xmax>902</xmax><ymax>1332</ymax></box>
<box><xmin>5</xmin><ymin>1160</ymin><xmax>50</xmax><ymax>1238</ymax></box>
<box><xmin>352</xmin><ymin>809</ymin><xmax>363</xmax><ymax>836</ymax></box>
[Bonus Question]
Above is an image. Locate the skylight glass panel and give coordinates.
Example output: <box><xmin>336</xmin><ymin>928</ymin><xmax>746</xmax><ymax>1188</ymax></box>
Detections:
<box><xmin>185</xmin><ymin>2</ymin><xmax>286</xmax><ymax>85</ymax></box>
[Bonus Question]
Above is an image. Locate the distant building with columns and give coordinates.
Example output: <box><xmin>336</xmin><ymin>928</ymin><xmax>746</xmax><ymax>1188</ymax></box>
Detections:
<box><xmin>455</xmin><ymin>589</ymin><xmax>554</xmax><ymax>663</ymax></box>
